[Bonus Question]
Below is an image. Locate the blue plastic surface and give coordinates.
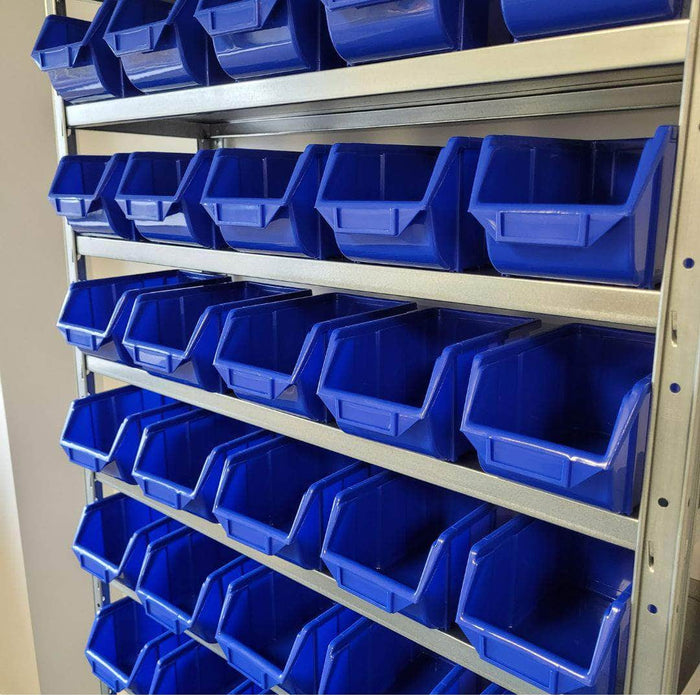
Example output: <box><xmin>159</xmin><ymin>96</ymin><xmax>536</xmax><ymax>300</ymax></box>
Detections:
<box><xmin>461</xmin><ymin>323</ymin><xmax>655</xmax><ymax>514</ymax></box>
<box><xmin>115</xmin><ymin>151</ymin><xmax>225</xmax><ymax>248</ymax></box>
<box><xmin>456</xmin><ymin>516</ymin><xmax>634</xmax><ymax>694</ymax></box>
<box><xmin>195</xmin><ymin>0</ymin><xmax>342</xmax><ymax>80</ymax></box>
<box><xmin>132</xmin><ymin>408</ymin><xmax>267</xmax><ymax>519</ymax></box>
<box><xmin>104</xmin><ymin>0</ymin><xmax>228</xmax><ymax>93</ymax></box>
<box><xmin>501</xmin><ymin>0</ymin><xmax>682</xmax><ymax>40</ymax></box>
<box><xmin>85</xmin><ymin>598</ymin><xmax>174</xmax><ymax>693</ymax></box>
<box><xmin>60</xmin><ymin>386</ymin><xmax>180</xmax><ymax>481</ymax></box>
<box><xmin>316</xmin><ymin>138</ymin><xmax>489</xmax><ymax>271</ymax></box>
<box><xmin>214</xmin><ymin>293</ymin><xmax>414</xmax><ymax>420</ymax></box>
<box><xmin>319</xmin><ymin>307</ymin><xmax>538</xmax><ymax>461</ymax></box>
<box><xmin>57</xmin><ymin>269</ymin><xmax>226</xmax><ymax>365</ymax></box>
<box><xmin>469</xmin><ymin>126</ymin><xmax>678</xmax><ymax>287</ymax></box>
<box><xmin>322</xmin><ymin>473</ymin><xmax>497</xmax><ymax>629</ymax></box>
<box><xmin>321</xmin><ymin>0</ymin><xmax>489</xmax><ymax>66</ymax></box>
<box><xmin>216</xmin><ymin>567</ymin><xmax>339</xmax><ymax>690</ymax></box>
<box><xmin>123</xmin><ymin>281</ymin><xmax>309</xmax><ymax>390</ymax></box>
<box><xmin>201</xmin><ymin>145</ymin><xmax>341</xmax><ymax>259</ymax></box>
<box><xmin>137</xmin><ymin>527</ymin><xmax>257</xmax><ymax>642</ymax></box>
<box><xmin>31</xmin><ymin>0</ymin><xmax>138</xmax><ymax>103</ymax></box>
<box><xmin>49</xmin><ymin>154</ymin><xmax>138</xmax><ymax>239</ymax></box>
<box><xmin>73</xmin><ymin>494</ymin><xmax>178</xmax><ymax>588</ymax></box>
<box><xmin>213</xmin><ymin>435</ymin><xmax>374</xmax><ymax>569</ymax></box>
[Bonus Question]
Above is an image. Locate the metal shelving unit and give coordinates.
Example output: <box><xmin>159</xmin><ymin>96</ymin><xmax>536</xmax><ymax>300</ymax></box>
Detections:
<box><xmin>45</xmin><ymin>0</ymin><xmax>700</xmax><ymax>694</ymax></box>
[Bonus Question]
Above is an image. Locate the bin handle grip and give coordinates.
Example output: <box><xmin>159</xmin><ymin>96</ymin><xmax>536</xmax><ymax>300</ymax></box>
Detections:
<box><xmin>196</xmin><ymin>0</ymin><xmax>278</xmax><ymax>34</ymax></box>
<box><xmin>322</xmin><ymin>0</ymin><xmax>392</xmax><ymax>9</ymax></box>
<box><xmin>331</xmin><ymin>398</ymin><xmax>420</xmax><ymax>437</ymax></box>
<box><xmin>209</xmin><ymin>201</ymin><xmax>283</xmax><ymax>228</ymax></box>
<box><xmin>326</xmin><ymin>205</ymin><xmax>423</xmax><ymax>237</ymax></box>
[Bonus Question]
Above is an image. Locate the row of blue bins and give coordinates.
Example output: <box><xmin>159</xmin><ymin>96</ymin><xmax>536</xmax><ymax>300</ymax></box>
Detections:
<box><xmin>48</xmin><ymin>126</ymin><xmax>678</xmax><ymax>286</ymax></box>
<box><xmin>33</xmin><ymin>0</ymin><xmax>683</xmax><ymax>102</ymax></box>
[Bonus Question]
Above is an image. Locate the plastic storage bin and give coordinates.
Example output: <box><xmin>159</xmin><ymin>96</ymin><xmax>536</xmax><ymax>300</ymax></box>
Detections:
<box><xmin>468</xmin><ymin>126</ymin><xmax>678</xmax><ymax>287</ymax></box>
<box><xmin>201</xmin><ymin>145</ymin><xmax>340</xmax><ymax>259</ymax></box>
<box><xmin>456</xmin><ymin>516</ymin><xmax>634</xmax><ymax>694</ymax></box>
<box><xmin>214</xmin><ymin>293</ymin><xmax>414</xmax><ymax>420</ymax></box>
<box><xmin>57</xmin><ymin>269</ymin><xmax>226</xmax><ymax>365</ymax></box>
<box><xmin>461</xmin><ymin>323</ymin><xmax>655</xmax><ymax>513</ymax></box>
<box><xmin>321</xmin><ymin>0</ymin><xmax>489</xmax><ymax>66</ymax></box>
<box><xmin>195</xmin><ymin>0</ymin><xmax>342</xmax><ymax>80</ymax></box>
<box><xmin>213</xmin><ymin>435</ymin><xmax>374</xmax><ymax>569</ymax></box>
<box><xmin>115</xmin><ymin>151</ymin><xmax>225</xmax><ymax>248</ymax></box>
<box><xmin>104</xmin><ymin>0</ymin><xmax>227</xmax><ymax>93</ymax></box>
<box><xmin>316</xmin><ymin>138</ymin><xmax>489</xmax><ymax>271</ymax></box>
<box><xmin>216</xmin><ymin>567</ymin><xmax>339</xmax><ymax>690</ymax></box>
<box><xmin>73</xmin><ymin>494</ymin><xmax>178</xmax><ymax>588</ymax></box>
<box><xmin>31</xmin><ymin>0</ymin><xmax>138</xmax><ymax>103</ymax></box>
<box><xmin>137</xmin><ymin>527</ymin><xmax>257</xmax><ymax>642</ymax></box>
<box><xmin>132</xmin><ymin>408</ymin><xmax>267</xmax><ymax>519</ymax></box>
<box><xmin>60</xmin><ymin>386</ymin><xmax>180</xmax><ymax>481</ymax></box>
<box><xmin>501</xmin><ymin>0</ymin><xmax>683</xmax><ymax>40</ymax></box>
<box><xmin>123</xmin><ymin>281</ymin><xmax>309</xmax><ymax>391</ymax></box>
<box><xmin>48</xmin><ymin>154</ymin><xmax>138</xmax><ymax>240</ymax></box>
<box><xmin>318</xmin><ymin>307</ymin><xmax>538</xmax><ymax>461</ymax></box>
<box><xmin>322</xmin><ymin>473</ymin><xmax>497</xmax><ymax>629</ymax></box>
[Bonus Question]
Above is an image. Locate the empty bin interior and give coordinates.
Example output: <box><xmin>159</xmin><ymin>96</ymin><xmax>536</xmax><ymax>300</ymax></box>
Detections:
<box><xmin>36</xmin><ymin>15</ymin><xmax>89</xmax><ymax>51</ymax></box>
<box><xmin>468</xmin><ymin>326</ymin><xmax>654</xmax><ymax>454</ymax></box>
<box><xmin>119</xmin><ymin>154</ymin><xmax>192</xmax><ymax>198</ymax></box>
<box><xmin>108</xmin><ymin>0</ymin><xmax>173</xmax><ymax>33</ymax></box>
<box><xmin>322</xmin><ymin>147</ymin><xmax>440</xmax><ymax>202</ymax></box>
<box><xmin>53</xmin><ymin>158</ymin><xmax>108</xmax><ymax>197</ymax></box>
<box><xmin>478</xmin><ymin>139</ymin><xmax>645</xmax><ymax>206</ymax></box>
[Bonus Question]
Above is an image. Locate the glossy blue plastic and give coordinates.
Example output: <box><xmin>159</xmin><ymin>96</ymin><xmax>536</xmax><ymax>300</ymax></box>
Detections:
<box><xmin>457</xmin><ymin>516</ymin><xmax>634</xmax><ymax>694</ymax></box>
<box><xmin>216</xmin><ymin>567</ymin><xmax>338</xmax><ymax>690</ymax></box>
<box><xmin>60</xmin><ymin>386</ymin><xmax>179</xmax><ymax>481</ymax></box>
<box><xmin>85</xmin><ymin>598</ymin><xmax>174</xmax><ymax>693</ymax></box>
<box><xmin>213</xmin><ymin>435</ymin><xmax>374</xmax><ymax>569</ymax></box>
<box><xmin>214</xmin><ymin>293</ymin><xmax>414</xmax><ymax>420</ymax></box>
<box><xmin>48</xmin><ymin>154</ymin><xmax>138</xmax><ymax>239</ymax></box>
<box><xmin>321</xmin><ymin>0</ymin><xmax>489</xmax><ymax>66</ymax></box>
<box><xmin>195</xmin><ymin>0</ymin><xmax>342</xmax><ymax>80</ymax></box>
<box><xmin>318</xmin><ymin>307</ymin><xmax>538</xmax><ymax>461</ymax></box>
<box><xmin>137</xmin><ymin>527</ymin><xmax>257</xmax><ymax>642</ymax></box>
<box><xmin>132</xmin><ymin>408</ymin><xmax>267</xmax><ymax>519</ymax></box>
<box><xmin>123</xmin><ymin>281</ymin><xmax>309</xmax><ymax>391</ymax></box>
<box><xmin>57</xmin><ymin>269</ymin><xmax>226</xmax><ymax>365</ymax></box>
<box><xmin>104</xmin><ymin>0</ymin><xmax>228</xmax><ymax>93</ymax></box>
<box><xmin>469</xmin><ymin>126</ymin><xmax>678</xmax><ymax>287</ymax></box>
<box><xmin>72</xmin><ymin>494</ymin><xmax>178</xmax><ymax>588</ymax></box>
<box><xmin>322</xmin><ymin>473</ymin><xmax>497</xmax><ymax>629</ymax></box>
<box><xmin>461</xmin><ymin>324</ymin><xmax>655</xmax><ymax>514</ymax></box>
<box><xmin>316</xmin><ymin>138</ymin><xmax>489</xmax><ymax>271</ymax></box>
<box><xmin>201</xmin><ymin>145</ymin><xmax>340</xmax><ymax>259</ymax></box>
<box><xmin>501</xmin><ymin>0</ymin><xmax>682</xmax><ymax>40</ymax></box>
<box><xmin>31</xmin><ymin>0</ymin><xmax>138</xmax><ymax>103</ymax></box>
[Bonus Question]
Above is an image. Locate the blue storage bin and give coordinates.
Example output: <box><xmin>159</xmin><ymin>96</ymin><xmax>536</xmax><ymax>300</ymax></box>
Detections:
<box><xmin>73</xmin><ymin>494</ymin><xmax>178</xmax><ymax>588</ymax></box>
<box><xmin>31</xmin><ymin>0</ymin><xmax>138</xmax><ymax>103</ymax></box>
<box><xmin>201</xmin><ymin>145</ymin><xmax>340</xmax><ymax>259</ymax></box>
<box><xmin>132</xmin><ymin>408</ymin><xmax>267</xmax><ymax>519</ymax></box>
<box><xmin>104</xmin><ymin>0</ymin><xmax>227</xmax><ymax>93</ymax></box>
<box><xmin>461</xmin><ymin>324</ymin><xmax>655</xmax><ymax>514</ymax></box>
<box><xmin>214</xmin><ymin>293</ymin><xmax>414</xmax><ymax>420</ymax></box>
<box><xmin>213</xmin><ymin>435</ymin><xmax>374</xmax><ymax>569</ymax></box>
<box><xmin>60</xmin><ymin>386</ymin><xmax>180</xmax><ymax>481</ymax></box>
<box><xmin>216</xmin><ymin>567</ymin><xmax>339</xmax><ymax>690</ymax></box>
<box><xmin>316</xmin><ymin>138</ymin><xmax>489</xmax><ymax>271</ymax></box>
<box><xmin>318</xmin><ymin>307</ymin><xmax>538</xmax><ymax>461</ymax></box>
<box><xmin>137</xmin><ymin>527</ymin><xmax>257</xmax><ymax>642</ymax></box>
<box><xmin>501</xmin><ymin>0</ymin><xmax>683</xmax><ymax>40</ymax></box>
<box><xmin>115</xmin><ymin>151</ymin><xmax>225</xmax><ymax>248</ymax></box>
<box><xmin>456</xmin><ymin>516</ymin><xmax>634</xmax><ymax>694</ymax></box>
<box><xmin>322</xmin><ymin>473</ymin><xmax>497</xmax><ymax>629</ymax></box>
<box><xmin>469</xmin><ymin>126</ymin><xmax>678</xmax><ymax>287</ymax></box>
<box><xmin>85</xmin><ymin>598</ymin><xmax>175</xmax><ymax>693</ymax></box>
<box><xmin>123</xmin><ymin>281</ymin><xmax>309</xmax><ymax>391</ymax></box>
<box><xmin>48</xmin><ymin>154</ymin><xmax>138</xmax><ymax>240</ymax></box>
<box><xmin>321</xmin><ymin>0</ymin><xmax>489</xmax><ymax>66</ymax></box>
<box><xmin>57</xmin><ymin>269</ymin><xmax>226</xmax><ymax>365</ymax></box>
<box><xmin>234</xmin><ymin>680</ymin><xmax>274</xmax><ymax>694</ymax></box>
<box><xmin>195</xmin><ymin>0</ymin><xmax>342</xmax><ymax>80</ymax></box>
